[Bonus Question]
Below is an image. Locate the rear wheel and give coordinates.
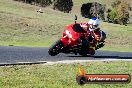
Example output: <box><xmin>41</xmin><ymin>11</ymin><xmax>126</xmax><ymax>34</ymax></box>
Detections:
<box><xmin>79</xmin><ymin>52</ymin><xmax>88</xmax><ymax>56</ymax></box>
<box><xmin>48</xmin><ymin>40</ymin><xmax>64</xmax><ymax>56</ymax></box>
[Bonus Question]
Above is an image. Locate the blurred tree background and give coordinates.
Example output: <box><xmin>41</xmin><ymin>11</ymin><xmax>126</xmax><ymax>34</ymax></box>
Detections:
<box><xmin>81</xmin><ymin>2</ymin><xmax>105</xmax><ymax>20</ymax></box>
<box><xmin>14</xmin><ymin>0</ymin><xmax>73</xmax><ymax>13</ymax></box>
<box><xmin>14</xmin><ymin>0</ymin><xmax>131</xmax><ymax>25</ymax></box>
<box><xmin>53</xmin><ymin>0</ymin><xmax>73</xmax><ymax>13</ymax></box>
<box><xmin>107</xmin><ymin>0</ymin><xmax>130</xmax><ymax>25</ymax></box>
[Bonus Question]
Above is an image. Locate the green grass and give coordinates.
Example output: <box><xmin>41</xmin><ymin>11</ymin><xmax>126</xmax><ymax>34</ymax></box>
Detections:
<box><xmin>0</xmin><ymin>61</ymin><xmax>131</xmax><ymax>88</ymax></box>
<box><xmin>0</xmin><ymin>0</ymin><xmax>132</xmax><ymax>52</ymax></box>
<box><xmin>100</xmin><ymin>22</ymin><xmax>132</xmax><ymax>52</ymax></box>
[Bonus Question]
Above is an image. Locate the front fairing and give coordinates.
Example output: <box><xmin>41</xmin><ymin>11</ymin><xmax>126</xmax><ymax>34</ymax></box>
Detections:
<box><xmin>61</xmin><ymin>24</ymin><xmax>83</xmax><ymax>46</ymax></box>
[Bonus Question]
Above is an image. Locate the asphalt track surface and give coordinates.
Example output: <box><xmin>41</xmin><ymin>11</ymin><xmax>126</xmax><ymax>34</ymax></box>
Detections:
<box><xmin>0</xmin><ymin>46</ymin><xmax>132</xmax><ymax>66</ymax></box>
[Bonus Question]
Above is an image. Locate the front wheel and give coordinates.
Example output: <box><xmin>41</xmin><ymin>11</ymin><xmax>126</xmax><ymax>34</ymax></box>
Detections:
<box><xmin>48</xmin><ymin>40</ymin><xmax>64</xmax><ymax>56</ymax></box>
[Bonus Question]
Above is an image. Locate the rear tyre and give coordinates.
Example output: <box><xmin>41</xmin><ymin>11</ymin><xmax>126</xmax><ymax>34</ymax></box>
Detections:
<box><xmin>48</xmin><ymin>40</ymin><xmax>64</xmax><ymax>56</ymax></box>
<box><xmin>88</xmin><ymin>48</ymin><xmax>95</xmax><ymax>55</ymax></box>
<box><xmin>79</xmin><ymin>51</ymin><xmax>88</xmax><ymax>56</ymax></box>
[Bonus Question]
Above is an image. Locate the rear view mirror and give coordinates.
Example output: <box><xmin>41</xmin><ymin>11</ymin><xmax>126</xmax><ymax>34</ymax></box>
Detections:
<box><xmin>75</xmin><ymin>15</ymin><xmax>77</xmax><ymax>24</ymax></box>
<box><xmin>75</xmin><ymin>15</ymin><xmax>77</xmax><ymax>20</ymax></box>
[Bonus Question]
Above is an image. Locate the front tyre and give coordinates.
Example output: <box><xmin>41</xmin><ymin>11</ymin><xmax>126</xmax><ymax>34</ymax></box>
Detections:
<box><xmin>48</xmin><ymin>40</ymin><xmax>64</xmax><ymax>56</ymax></box>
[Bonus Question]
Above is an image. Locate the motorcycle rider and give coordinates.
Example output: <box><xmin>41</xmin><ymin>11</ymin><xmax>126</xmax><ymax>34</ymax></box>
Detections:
<box><xmin>79</xmin><ymin>17</ymin><xmax>106</xmax><ymax>55</ymax></box>
<box><xmin>64</xmin><ymin>17</ymin><xmax>106</xmax><ymax>55</ymax></box>
<box><xmin>88</xmin><ymin>17</ymin><xmax>106</xmax><ymax>50</ymax></box>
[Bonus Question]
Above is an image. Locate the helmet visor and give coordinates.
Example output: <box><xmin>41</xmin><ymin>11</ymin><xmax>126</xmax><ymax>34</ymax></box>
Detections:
<box><xmin>89</xmin><ymin>24</ymin><xmax>99</xmax><ymax>31</ymax></box>
<box><xmin>93</xmin><ymin>24</ymin><xmax>99</xmax><ymax>28</ymax></box>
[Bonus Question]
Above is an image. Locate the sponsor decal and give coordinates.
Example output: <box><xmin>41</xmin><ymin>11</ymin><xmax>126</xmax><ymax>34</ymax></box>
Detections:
<box><xmin>76</xmin><ymin>65</ymin><xmax>131</xmax><ymax>85</ymax></box>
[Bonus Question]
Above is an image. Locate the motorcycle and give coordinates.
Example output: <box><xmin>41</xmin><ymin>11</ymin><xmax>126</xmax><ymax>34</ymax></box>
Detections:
<box><xmin>48</xmin><ymin>16</ymin><xmax>105</xmax><ymax>56</ymax></box>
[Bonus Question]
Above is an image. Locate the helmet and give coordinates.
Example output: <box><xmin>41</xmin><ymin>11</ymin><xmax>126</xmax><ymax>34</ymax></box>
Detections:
<box><xmin>88</xmin><ymin>18</ymin><xmax>100</xmax><ymax>31</ymax></box>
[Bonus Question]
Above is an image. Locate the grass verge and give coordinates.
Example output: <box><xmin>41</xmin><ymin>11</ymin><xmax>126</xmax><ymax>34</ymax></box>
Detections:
<box><xmin>0</xmin><ymin>61</ymin><xmax>131</xmax><ymax>88</ymax></box>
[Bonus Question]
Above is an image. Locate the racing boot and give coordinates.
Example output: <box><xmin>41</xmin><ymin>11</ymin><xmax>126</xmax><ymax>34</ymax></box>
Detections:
<box><xmin>95</xmin><ymin>41</ymin><xmax>105</xmax><ymax>50</ymax></box>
